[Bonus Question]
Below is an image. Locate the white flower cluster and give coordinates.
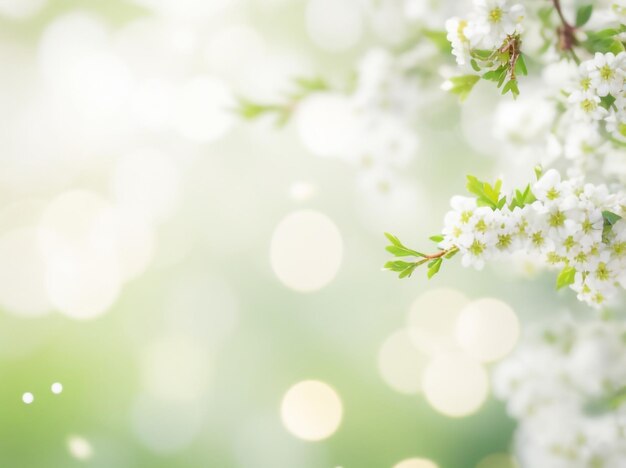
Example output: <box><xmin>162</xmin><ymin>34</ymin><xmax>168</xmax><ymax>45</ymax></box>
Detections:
<box><xmin>567</xmin><ymin>52</ymin><xmax>626</xmax><ymax>142</ymax></box>
<box><xmin>494</xmin><ymin>315</ymin><xmax>626</xmax><ymax>467</ymax></box>
<box><xmin>297</xmin><ymin>45</ymin><xmax>435</xmax><ymax>205</ymax></box>
<box><xmin>439</xmin><ymin>169</ymin><xmax>626</xmax><ymax>307</ymax></box>
<box><xmin>613</xmin><ymin>0</ymin><xmax>626</xmax><ymax>24</ymax></box>
<box><xmin>446</xmin><ymin>0</ymin><xmax>525</xmax><ymax>66</ymax></box>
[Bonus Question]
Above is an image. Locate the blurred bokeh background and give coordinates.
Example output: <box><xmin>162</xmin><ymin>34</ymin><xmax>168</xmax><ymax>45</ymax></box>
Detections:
<box><xmin>0</xmin><ymin>0</ymin><xmax>589</xmax><ymax>466</ymax></box>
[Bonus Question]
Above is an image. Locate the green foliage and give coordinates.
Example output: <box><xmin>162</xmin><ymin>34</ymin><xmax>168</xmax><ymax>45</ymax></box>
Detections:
<box><xmin>583</xmin><ymin>27</ymin><xmax>626</xmax><ymax>54</ymax></box>
<box><xmin>427</xmin><ymin>258</ymin><xmax>442</xmax><ymax>278</ymax></box>
<box><xmin>575</xmin><ymin>5</ymin><xmax>593</xmax><ymax>28</ymax></box>
<box><xmin>423</xmin><ymin>29</ymin><xmax>452</xmax><ymax>54</ymax></box>
<box><xmin>509</xmin><ymin>184</ymin><xmax>536</xmax><ymax>210</ymax></box>
<box><xmin>481</xmin><ymin>64</ymin><xmax>521</xmax><ymax>98</ymax></box>
<box><xmin>537</xmin><ymin>6</ymin><xmax>553</xmax><ymax>27</ymax></box>
<box><xmin>515</xmin><ymin>54</ymin><xmax>528</xmax><ymax>77</ymax></box>
<box><xmin>466</xmin><ymin>175</ymin><xmax>507</xmax><ymax>209</ymax></box>
<box><xmin>601</xmin><ymin>94</ymin><xmax>617</xmax><ymax>110</ymax></box>
<box><xmin>446</xmin><ymin>74</ymin><xmax>480</xmax><ymax>101</ymax></box>
<box><xmin>501</xmin><ymin>79</ymin><xmax>520</xmax><ymax>97</ymax></box>
<box><xmin>603</xmin><ymin>211</ymin><xmax>622</xmax><ymax>228</ymax></box>
<box><xmin>235</xmin><ymin>76</ymin><xmax>329</xmax><ymax>126</ymax></box>
<box><xmin>556</xmin><ymin>266</ymin><xmax>576</xmax><ymax>290</ymax></box>
<box><xmin>384</xmin><ymin>260</ymin><xmax>420</xmax><ymax>278</ymax></box>
<box><xmin>602</xmin><ymin>211</ymin><xmax>623</xmax><ymax>243</ymax></box>
<box><xmin>384</xmin><ymin>233</ymin><xmax>426</xmax><ymax>258</ymax></box>
<box><xmin>383</xmin><ymin>233</ymin><xmax>457</xmax><ymax>280</ymax></box>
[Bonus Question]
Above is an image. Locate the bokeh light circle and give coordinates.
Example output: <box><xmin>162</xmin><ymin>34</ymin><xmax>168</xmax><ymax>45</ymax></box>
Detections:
<box><xmin>132</xmin><ymin>395</ymin><xmax>204</xmax><ymax>454</ymax></box>
<box><xmin>305</xmin><ymin>0</ymin><xmax>363</xmax><ymax>52</ymax></box>
<box><xmin>476</xmin><ymin>453</ymin><xmax>519</xmax><ymax>468</ymax></box>
<box><xmin>40</xmin><ymin>191</ymin><xmax>122</xmax><ymax>320</ymax></box>
<box><xmin>280</xmin><ymin>380</ymin><xmax>343</xmax><ymax>441</ymax></box>
<box><xmin>111</xmin><ymin>148</ymin><xmax>180</xmax><ymax>226</ymax></box>
<box><xmin>456</xmin><ymin>298</ymin><xmax>520</xmax><ymax>362</ymax></box>
<box><xmin>67</xmin><ymin>435</ymin><xmax>93</xmax><ymax>460</ymax></box>
<box><xmin>270</xmin><ymin>210</ymin><xmax>343</xmax><ymax>292</ymax></box>
<box><xmin>140</xmin><ymin>335</ymin><xmax>210</xmax><ymax>403</ymax></box>
<box><xmin>0</xmin><ymin>228</ymin><xmax>51</xmax><ymax>317</ymax></box>
<box><xmin>295</xmin><ymin>93</ymin><xmax>360</xmax><ymax>158</ymax></box>
<box><xmin>378</xmin><ymin>329</ymin><xmax>429</xmax><ymax>394</ymax></box>
<box><xmin>393</xmin><ymin>458</ymin><xmax>439</xmax><ymax>468</ymax></box>
<box><xmin>422</xmin><ymin>353</ymin><xmax>489</xmax><ymax>417</ymax></box>
<box><xmin>0</xmin><ymin>0</ymin><xmax>46</xmax><ymax>19</ymax></box>
<box><xmin>407</xmin><ymin>288</ymin><xmax>470</xmax><ymax>356</ymax></box>
<box><xmin>172</xmin><ymin>76</ymin><xmax>234</xmax><ymax>143</ymax></box>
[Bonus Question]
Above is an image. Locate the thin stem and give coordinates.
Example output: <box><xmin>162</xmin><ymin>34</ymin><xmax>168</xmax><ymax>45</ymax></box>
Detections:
<box><xmin>422</xmin><ymin>246</ymin><xmax>459</xmax><ymax>261</ymax></box>
<box><xmin>551</xmin><ymin>0</ymin><xmax>572</xmax><ymax>29</ymax></box>
<box><xmin>551</xmin><ymin>0</ymin><xmax>577</xmax><ymax>51</ymax></box>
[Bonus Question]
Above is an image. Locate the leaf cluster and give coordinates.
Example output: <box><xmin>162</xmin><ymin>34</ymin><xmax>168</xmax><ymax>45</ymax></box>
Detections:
<box><xmin>235</xmin><ymin>76</ymin><xmax>329</xmax><ymax>126</ymax></box>
<box><xmin>383</xmin><ymin>233</ymin><xmax>457</xmax><ymax>280</ymax></box>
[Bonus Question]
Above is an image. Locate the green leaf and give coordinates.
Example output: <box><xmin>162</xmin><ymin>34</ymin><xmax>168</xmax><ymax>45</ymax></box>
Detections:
<box><xmin>466</xmin><ymin>175</ymin><xmax>504</xmax><ymax>209</ymax></box>
<box><xmin>429</xmin><ymin>235</ymin><xmax>444</xmax><ymax>243</ymax></box>
<box><xmin>427</xmin><ymin>258</ymin><xmax>443</xmax><ymax>279</ymax></box>
<box><xmin>445</xmin><ymin>249</ymin><xmax>459</xmax><ymax>259</ymax></box>
<box><xmin>584</xmin><ymin>28</ymin><xmax>625</xmax><ymax>53</ymax></box>
<box><xmin>515</xmin><ymin>54</ymin><xmax>528</xmax><ymax>76</ymax></box>
<box><xmin>537</xmin><ymin>6</ymin><xmax>553</xmax><ymax>27</ymax></box>
<box><xmin>384</xmin><ymin>260</ymin><xmax>413</xmax><ymax>272</ymax></box>
<box><xmin>576</xmin><ymin>5</ymin><xmax>593</xmax><ymax>27</ymax></box>
<box><xmin>446</xmin><ymin>75</ymin><xmax>481</xmax><ymax>101</ymax></box>
<box><xmin>384</xmin><ymin>232</ymin><xmax>402</xmax><ymax>247</ymax></box>
<box><xmin>386</xmin><ymin>245</ymin><xmax>426</xmax><ymax>258</ymax></box>
<box><xmin>502</xmin><ymin>79</ymin><xmax>520</xmax><ymax>98</ymax></box>
<box><xmin>602</xmin><ymin>211</ymin><xmax>622</xmax><ymax>243</ymax></box>
<box><xmin>603</xmin><ymin>211</ymin><xmax>622</xmax><ymax>226</ymax></box>
<box><xmin>293</xmin><ymin>76</ymin><xmax>328</xmax><ymax>92</ymax></box>
<box><xmin>399</xmin><ymin>263</ymin><xmax>418</xmax><ymax>278</ymax></box>
<box><xmin>470</xmin><ymin>59</ymin><xmax>481</xmax><ymax>73</ymax></box>
<box><xmin>423</xmin><ymin>29</ymin><xmax>452</xmax><ymax>54</ymax></box>
<box><xmin>472</xmin><ymin>49</ymin><xmax>495</xmax><ymax>60</ymax></box>
<box><xmin>600</xmin><ymin>94</ymin><xmax>617</xmax><ymax>110</ymax></box>
<box><xmin>482</xmin><ymin>65</ymin><xmax>507</xmax><ymax>82</ymax></box>
<box><xmin>384</xmin><ymin>233</ymin><xmax>426</xmax><ymax>258</ymax></box>
<box><xmin>509</xmin><ymin>184</ymin><xmax>537</xmax><ymax>210</ymax></box>
<box><xmin>556</xmin><ymin>266</ymin><xmax>576</xmax><ymax>290</ymax></box>
<box><xmin>235</xmin><ymin>98</ymin><xmax>278</xmax><ymax>120</ymax></box>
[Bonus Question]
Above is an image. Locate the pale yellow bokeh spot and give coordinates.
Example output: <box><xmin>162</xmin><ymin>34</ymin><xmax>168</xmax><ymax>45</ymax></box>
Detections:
<box><xmin>280</xmin><ymin>380</ymin><xmax>343</xmax><ymax>441</ymax></box>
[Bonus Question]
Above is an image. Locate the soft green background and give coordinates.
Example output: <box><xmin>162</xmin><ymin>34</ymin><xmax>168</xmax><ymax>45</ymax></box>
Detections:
<box><xmin>0</xmin><ymin>0</ymin><xmax>588</xmax><ymax>466</ymax></box>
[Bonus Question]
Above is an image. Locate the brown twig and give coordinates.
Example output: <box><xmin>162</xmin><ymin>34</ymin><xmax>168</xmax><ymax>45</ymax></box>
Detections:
<box><xmin>423</xmin><ymin>247</ymin><xmax>457</xmax><ymax>260</ymax></box>
<box><xmin>551</xmin><ymin>0</ymin><xmax>578</xmax><ymax>52</ymax></box>
<box><xmin>499</xmin><ymin>35</ymin><xmax>522</xmax><ymax>80</ymax></box>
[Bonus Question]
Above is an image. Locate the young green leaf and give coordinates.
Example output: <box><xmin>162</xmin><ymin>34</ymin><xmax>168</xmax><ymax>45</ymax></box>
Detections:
<box><xmin>600</xmin><ymin>94</ymin><xmax>617</xmax><ymax>110</ymax></box>
<box><xmin>556</xmin><ymin>266</ymin><xmax>576</xmax><ymax>290</ymax></box>
<box><xmin>427</xmin><ymin>258</ymin><xmax>443</xmax><ymax>279</ymax></box>
<box><xmin>515</xmin><ymin>54</ymin><xmax>528</xmax><ymax>76</ymax></box>
<box><xmin>384</xmin><ymin>260</ymin><xmax>413</xmax><ymax>272</ymax></box>
<box><xmin>384</xmin><ymin>233</ymin><xmax>426</xmax><ymax>258</ymax></box>
<box><xmin>386</xmin><ymin>245</ymin><xmax>426</xmax><ymax>258</ymax></box>
<box><xmin>575</xmin><ymin>5</ymin><xmax>593</xmax><ymax>27</ymax></box>
<box><xmin>423</xmin><ymin>29</ymin><xmax>453</xmax><ymax>53</ymax></box>
<box><xmin>446</xmin><ymin>75</ymin><xmax>481</xmax><ymax>101</ymax></box>
<box><xmin>603</xmin><ymin>211</ymin><xmax>622</xmax><ymax>226</ymax></box>
<box><xmin>466</xmin><ymin>175</ymin><xmax>505</xmax><ymax>209</ymax></box>
<box><xmin>399</xmin><ymin>263</ymin><xmax>418</xmax><ymax>278</ymax></box>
